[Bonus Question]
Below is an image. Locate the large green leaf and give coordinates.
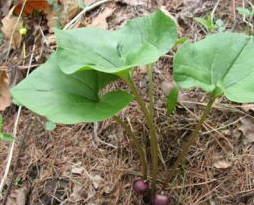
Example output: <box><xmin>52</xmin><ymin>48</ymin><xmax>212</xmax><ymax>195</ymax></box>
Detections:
<box><xmin>55</xmin><ymin>9</ymin><xmax>177</xmax><ymax>74</ymax></box>
<box><xmin>11</xmin><ymin>54</ymin><xmax>133</xmax><ymax>124</ymax></box>
<box><xmin>174</xmin><ymin>33</ymin><xmax>254</xmax><ymax>103</ymax></box>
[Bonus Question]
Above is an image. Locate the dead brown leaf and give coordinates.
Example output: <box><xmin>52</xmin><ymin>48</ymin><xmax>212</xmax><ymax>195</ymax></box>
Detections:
<box><xmin>213</xmin><ymin>160</ymin><xmax>232</xmax><ymax>169</ymax></box>
<box><xmin>239</xmin><ymin>117</ymin><xmax>254</xmax><ymax>144</ymax></box>
<box><xmin>88</xmin><ymin>7</ymin><xmax>114</xmax><ymax>29</ymax></box>
<box><xmin>0</xmin><ymin>70</ymin><xmax>11</xmax><ymax>111</ymax></box>
<box><xmin>14</xmin><ymin>0</ymin><xmax>49</xmax><ymax>16</ymax></box>
<box><xmin>1</xmin><ymin>8</ymin><xmax>23</xmax><ymax>48</ymax></box>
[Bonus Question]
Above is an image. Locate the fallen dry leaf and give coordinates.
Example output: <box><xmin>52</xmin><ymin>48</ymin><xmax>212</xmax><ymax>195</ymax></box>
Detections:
<box><xmin>88</xmin><ymin>7</ymin><xmax>114</xmax><ymax>29</ymax></box>
<box><xmin>213</xmin><ymin>160</ymin><xmax>232</xmax><ymax>169</ymax></box>
<box><xmin>239</xmin><ymin>117</ymin><xmax>254</xmax><ymax>144</ymax></box>
<box><xmin>14</xmin><ymin>0</ymin><xmax>49</xmax><ymax>16</ymax></box>
<box><xmin>71</xmin><ymin>162</ymin><xmax>85</xmax><ymax>175</ymax></box>
<box><xmin>1</xmin><ymin>7</ymin><xmax>23</xmax><ymax>48</ymax></box>
<box><xmin>6</xmin><ymin>186</ymin><xmax>29</xmax><ymax>205</ymax></box>
<box><xmin>90</xmin><ymin>174</ymin><xmax>104</xmax><ymax>189</ymax></box>
<box><xmin>72</xmin><ymin>166</ymin><xmax>85</xmax><ymax>175</ymax></box>
<box><xmin>0</xmin><ymin>70</ymin><xmax>11</xmax><ymax>111</ymax></box>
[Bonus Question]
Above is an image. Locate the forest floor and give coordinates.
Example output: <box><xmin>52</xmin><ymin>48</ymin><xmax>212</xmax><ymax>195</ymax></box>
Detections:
<box><xmin>1</xmin><ymin>0</ymin><xmax>254</xmax><ymax>204</ymax></box>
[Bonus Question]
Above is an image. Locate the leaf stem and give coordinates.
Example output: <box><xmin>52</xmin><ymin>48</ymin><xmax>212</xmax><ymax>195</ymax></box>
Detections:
<box><xmin>148</xmin><ymin>64</ymin><xmax>154</xmax><ymax>118</ymax></box>
<box><xmin>124</xmin><ymin>77</ymin><xmax>158</xmax><ymax>194</ymax></box>
<box><xmin>162</xmin><ymin>96</ymin><xmax>216</xmax><ymax>190</ymax></box>
<box><xmin>113</xmin><ymin>116</ymin><xmax>148</xmax><ymax>179</ymax></box>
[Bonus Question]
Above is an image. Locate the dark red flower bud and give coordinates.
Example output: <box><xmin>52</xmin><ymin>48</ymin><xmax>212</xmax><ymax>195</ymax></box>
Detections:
<box><xmin>153</xmin><ymin>193</ymin><xmax>171</xmax><ymax>205</ymax></box>
<box><xmin>132</xmin><ymin>178</ymin><xmax>149</xmax><ymax>195</ymax></box>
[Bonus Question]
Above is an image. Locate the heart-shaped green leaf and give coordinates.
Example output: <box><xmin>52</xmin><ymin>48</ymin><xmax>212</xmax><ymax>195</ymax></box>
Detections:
<box><xmin>55</xmin><ymin>9</ymin><xmax>177</xmax><ymax>75</ymax></box>
<box><xmin>174</xmin><ymin>33</ymin><xmax>254</xmax><ymax>103</ymax></box>
<box><xmin>11</xmin><ymin>54</ymin><xmax>133</xmax><ymax>124</ymax></box>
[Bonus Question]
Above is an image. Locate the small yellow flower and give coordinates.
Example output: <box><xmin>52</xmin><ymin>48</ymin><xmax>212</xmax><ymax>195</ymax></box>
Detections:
<box><xmin>19</xmin><ymin>27</ymin><xmax>27</xmax><ymax>36</ymax></box>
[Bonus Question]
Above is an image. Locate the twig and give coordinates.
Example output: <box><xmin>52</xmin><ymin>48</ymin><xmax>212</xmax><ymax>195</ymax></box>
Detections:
<box><xmin>211</xmin><ymin>0</ymin><xmax>222</xmax><ymax>18</ymax></box>
<box><xmin>2</xmin><ymin>118</ymin><xmax>32</xmax><ymax>205</ymax></box>
<box><xmin>0</xmin><ymin>45</ymin><xmax>35</xmax><ymax>198</ymax></box>
<box><xmin>180</xmin><ymin>100</ymin><xmax>254</xmax><ymax>119</ymax></box>
<box><xmin>63</xmin><ymin>0</ymin><xmax>111</xmax><ymax>30</ymax></box>
<box><xmin>168</xmin><ymin>179</ymin><xmax>217</xmax><ymax>190</ymax></box>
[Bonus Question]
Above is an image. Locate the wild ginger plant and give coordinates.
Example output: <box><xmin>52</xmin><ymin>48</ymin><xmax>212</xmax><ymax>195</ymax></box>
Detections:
<box><xmin>11</xmin><ymin>7</ymin><xmax>254</xmax><ymax>204</ymax></box>
<box><xmin>11</xmin><ymin>9</ymin><xmax>178</xmax><ymax>203</ymax></box>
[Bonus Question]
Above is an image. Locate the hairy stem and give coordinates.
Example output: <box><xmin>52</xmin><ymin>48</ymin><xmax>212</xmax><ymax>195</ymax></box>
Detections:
<box><xmin>124</xmin><ymin>78</ymin><xmax>158</xmax><ymax>194</ymax></box>
<box><xmin>162</xmin><ymin>96</ymin><xmax>216</xmax><ymax>190</ymax></box>
<box><xmin>113</xmin><ymin>116</ymin><xmax>148</xmax><ymax>179</ymax></box>
<box><xmin>148</xmin><ymin>64</ymin><xmax>154</xmax><ymax>118</ymax></box>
